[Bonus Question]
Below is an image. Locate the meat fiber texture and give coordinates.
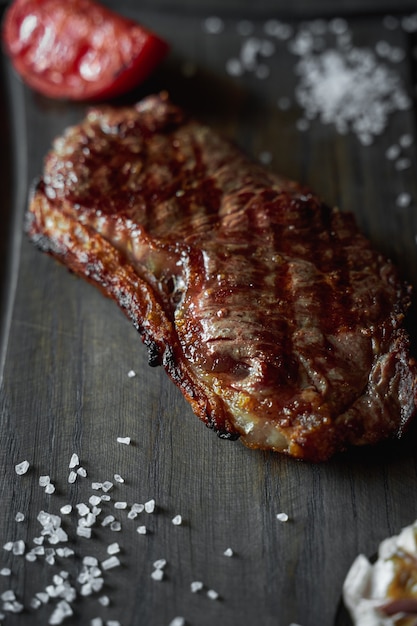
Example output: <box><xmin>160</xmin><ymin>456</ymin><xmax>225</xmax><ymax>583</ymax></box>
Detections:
<box><xmin>26</xmin><ymin>92</ymin><xmax>417</xmax><ymax>462</ymax></box>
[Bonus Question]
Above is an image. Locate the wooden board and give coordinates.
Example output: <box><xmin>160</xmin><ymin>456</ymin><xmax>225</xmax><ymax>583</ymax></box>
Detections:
<box><xmin>1</xmin><ymin>3</ymin><xmax>417</xmax><ymax>625</ymax></box>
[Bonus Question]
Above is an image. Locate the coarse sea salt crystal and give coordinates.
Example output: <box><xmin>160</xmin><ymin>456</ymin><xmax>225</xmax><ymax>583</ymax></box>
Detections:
<box><xmin>15</xmin><ymin>512</ymin><xmax>25</xmax><ymax>522</ymax></box>
<box><xmin>107</xmin><ymin>542</ymin><xmax>120</xmax><ymax>555</ymax></box>
<box><xmin>277</xmin><ymin>512</ymin><xmax>289</xmax><ymax>522</ymax></box>
<box><xmin>169</xmin><ymin>618</ymin><xmax>186</xmax><ymax>626</ymax></box>
<box><xmin>1</xmin><ymin>590</ymin><xmax>16</xmax><ymax>601</ymax></box>
<box><xmin>0</xmin><ymin>568</ymin><xmax>11</xmax><ymax>576</ymax></box>
<box><xmin>68</xmin><ymin>471</ymin><xmax>77</xmax><ymax>484</ymax></box>
<box><xmin>13</xmin><ymin>540</ymin><xmax>25</xmax><ymax>555</ymax></box>
<box><xmin>91</xmin><ymin>618</ymin><xmax>103</xmax><ymax>626</ymax></box>
<box><xmin>15</xmin><ymin>460</ymin><xmax>29</xmax><ymax>475</ymax></box>
<box><xmin>117</xmin><ymin>437</ymin><xmax>131</xmax><ymax>445</ymax></box>
<box><xmin>224</xmin><ymin>548</ymin><xmax>234</xmax><ymax>557</ymax></box>
<box><xmin>69</xmin><ymin>453</ymin><xmax>79</xmax><ymax>469</ymax></box>
<box><xmin>101</xmin><ymin>556</ymin><xmax>120</xmax><ymax>571</ymax></box>
<box><xmin>45</xmin><ymin>483</ymin><xmax>55</xmax><ymax>494</ymax></box>
<box><xmin>98</xmin><ymin>595</ymin><xmax>110</xmax><ymax>606</ymax></box>
<box><xmin>172</xmin><ymin>515</ymin><xmax>182</xmax><ymax>526</ymax></box>
<box><xmin>76</xmin><ymin>503</ymin><xmax>90</xmax><ymax>517</ymax></box>
<box><xmin>203</xmin><ymin>16</ymin><xmax>224</xmax><ymax>34</ymax></box>
<box><xmin>77</xmin><ymin>467</ymin><xmax>87</xmax><ymax>478</ymax></box>
<box><xmin>207</xmin><ymin>589</ymin><xmax>219</xmax><ymax>600</ymax></box>
<box><xmin>114</xmin><ymin>502</ymin><xmax>127</xmax><ymax>510</ymax></box>
<box><xmin>102</xmin><ymin>481</ymin><xmax>113</xmax><ymax>492</ymax></box>
<box><xmin>137</xmin><ymin>525</ymin><xmax>147</xmax><ymax>535</ymax></box>
<box><xmin>151</xmin><ymin>568</ymin><xmax>164</xmax><ymax>581</ymax></box>
<box><xmin>39</xmin><ymin>475</ymin><xmax>51</xmax><ymax>486</ymax></box>
<box><xmin>396</xmin><ymin>192</ymin><xmax>412</xmax><ymax>208</ymax></box>
<box><xmin>127</xmin><ymin>369</ymin><xmax>136</xmax><ymax>378</ymax></box>
<box><xmin>145</xmin><ymin>499</ymin><xmax>156</xmax><ymax>513</ymax></box>
<box><xmin>114</xmin><ymin>474</ymin><xmax>124</xmax><ymax>484</ymax></box>
<box><xmin>49</xmin><ymin>599</ymin><xmax>73</xmax><ymax>624</ymax></box>
<box><xmin>191</xmin><ymin>581</ymin><xmax>204</xmax><ymax>593</ymax></box>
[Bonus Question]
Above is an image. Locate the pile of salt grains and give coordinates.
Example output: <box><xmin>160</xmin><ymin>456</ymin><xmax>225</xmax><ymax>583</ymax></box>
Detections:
<box><xmin>204</xmin><ymin>12</ymin><xmax>417</xmax><ymax>211</ymax></box>
<box><xmin>2</xmin><ymin>12</ymin><xmax>417</xmax><ymax>626</ymax></box>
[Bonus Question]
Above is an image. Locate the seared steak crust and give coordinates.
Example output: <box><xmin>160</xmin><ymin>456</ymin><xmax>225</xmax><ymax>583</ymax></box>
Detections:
<box><xmin>26</xmin><ymin>93</ymin><xmax>417</xmax><ymax>461</ymax></box>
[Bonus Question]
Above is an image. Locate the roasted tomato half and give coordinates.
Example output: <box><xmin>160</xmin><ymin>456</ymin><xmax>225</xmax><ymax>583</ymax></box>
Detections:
<box><xmin>2</xmin><ymin>0</ymin><xmax>169</xmax><ymax>101</ymax></box>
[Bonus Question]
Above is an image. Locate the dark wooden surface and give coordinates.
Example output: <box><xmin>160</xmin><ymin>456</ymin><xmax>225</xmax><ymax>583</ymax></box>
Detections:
<box><xmin>1</xmin><ymin>3</ymin><xmax>417</xmax><ymax>626</ymax></box>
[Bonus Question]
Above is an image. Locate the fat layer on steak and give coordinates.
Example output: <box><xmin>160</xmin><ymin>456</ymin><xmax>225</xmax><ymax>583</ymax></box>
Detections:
<box><xmin>26</xmin><ymin>92</ymin><xmax>417</xmax><ymax>461</ymax></box>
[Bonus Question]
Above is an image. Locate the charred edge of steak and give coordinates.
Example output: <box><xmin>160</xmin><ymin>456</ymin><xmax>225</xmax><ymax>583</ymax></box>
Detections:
<box><xmin>26</xmin><ymin>190</ymin><xmax>242</xmax><ymax>443</ymax></box>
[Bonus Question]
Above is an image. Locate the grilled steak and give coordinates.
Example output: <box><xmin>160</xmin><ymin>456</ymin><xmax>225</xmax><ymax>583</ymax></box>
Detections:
<box><xmin>26</xmin><ymin>92</ymin><xmax>417</xmax><ymax>462</ymax></box>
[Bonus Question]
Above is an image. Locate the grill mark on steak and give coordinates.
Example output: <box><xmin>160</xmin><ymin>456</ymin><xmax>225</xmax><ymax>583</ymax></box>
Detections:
<box><xmin>26</xmin><ymin>92</ymin><xmax>417</xmax><ymax>461</ymax></box>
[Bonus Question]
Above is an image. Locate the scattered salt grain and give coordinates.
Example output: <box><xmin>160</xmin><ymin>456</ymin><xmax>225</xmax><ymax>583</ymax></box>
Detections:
<box><xmin>68</xmin><ymin>471</ymin><xmax>77</xmax><ymax>484</ymax></box>
<box><xmin>145</xmin><ymin>499</ymin><xmax>156</xmax><ymax>513</ymax></box>
<box><xmin>3</xmin><ymin>542</ymin><xmax>13</xmax><ymax>551</ymax></box>
<box><xmin>76</xmin><ymin>503</ymin><xmax>90</xmax><ymax>517</ymax></box>
<box><xmin>110</xmin><ymin>521</ymin><xmax>121</xmax><ymax>532</ymax></box>
<box><xmin>77</xmin><ymin>467</ymin><xmax>87</xmax><ymax>478</ymax></box>
<box><xmin>395</xmin><ymin>157</ymin><xmax>411</xmax><ymax>171</ymax></box>
<box><xmin>59</xmin><ymin>505</ymin><xmax>72</xmax><ymax>516</ymax></box>
<box><xmin>107</xmin><ymin>621</ymin><xmax>121</xmax><ymax>626</ymax></box>
<box><xmin>259</xmin><ymin>151</ymin><xmax>273</xmax><ymax>165</ymax></box>
<box><xmin>1</xmin><ymin>590</ymin><xmax>16</xmax><ymax>601</ymax></box>
<box><xmin>0</xmin><ymin>568</ymin><xmax>11</xmax><ymax>576</ymax></box>
<box><xmin>39</xmin><ymin>475</ymin><xmax>51</xmax><ymax>486</ymax></box>
<box><xmin>76</xmin><ymin>526</ymin><xmax>92</xmax><ymax>539</ymax></box>
<box><xmin>15</xmin><ymin>512</ymin><xmax>25</xmax><ymax>522</ymax></box>
<box><xmin>102</xmin><ymin>481</ymin><xmax>114</xmax><ymax>492</ymax></box>
<box><xmin>127</xmin><ymin>370</ymin><xmax>136</xmax><ymax>378</ymax></box>
<box><xmin>117</xmin><ymin>437</ymin><xmax>131</xmax><ymax>445</ymax></box>
<box><xmin>101</xmin><ymin>515</ymin><xmax>115</xmax><ymax>527</ymax></box>
<box><xmin>98</xmin><ymin>595</ymin><xmax>110</xmax><ymax>606</ymax></box>
<box><xmin>48</xmin><ymin>600</ymin><xmax>73</xmax><ymax>624</ymax></box>
<box><xmin>89</xmin><ymin>495</ymin><xmax>102</xmax><ymax>507</ymax></box>
<box><xmin>172</xmin><ymin>515</ymin><xmax>182</xmax><ymax>526</ymax></box>
<box><xmin>386</xmin><ymin>144</ymin><xmax>401</xmax><ymax>160</ymax></box>
<box><xmin>113</xmin><ymin>474</ymin><xmax>124</xmax><ymax>484</ymax></box>
<box><xmin>101</xmin><ymin>556</ymin><xmax>120</xmax><ymax>571</ymax></box>
<box><xmin>3</xmin><ymin>600</ymin><xmax>23</xmax><ymax>613</ymax></box>
<box><xmin>224</xmin><ymin>548</ymin><xmax>234</xmax><ymax>557</ymax></box>
<box><xmin>137</xmin><ymin>525</ymin><xmax>147</xmax><ymax>535</ymax></box>
<box><xmin>396</xmin><ymin>192</ymin><xmax>412</xmax><ymax>208</ymax></box>
<box><xmin>45</xmin><ymin>483</ymin><xmax>56</xmax><ymax>494</ymax></box>
<box><xmin>12</xmin><ymin>540</ymin><xmax>25</xmax><ymax>555</ymax></box>
<box><xmin>399</xmin><ymin>133</ymin><xmax>413</xmax><ymax>148</ymax></box>
<box><xmin>226</xmin><ymin>58</ymin><xmax>244</xmax><ymax>77</ymax></box>
<box><xmin>169</xmin><ymin>618</ymin><xmax>186</xmax><ymax>626</ymax></box>
<box><xmin>91</xmin><ymin>482</ymin><xmax>103</xmax><ymax>490</ymax></box>
<box><xmin>69</xmin><ymin>453</ymin><xmax>79</xmax><ymax>469</ymax></box>
<box><xmin>277</xmin><ymin>512</ymin><xmax>289</xmax><ymax>522</ymax></box>
<box><xmin>15</xmin><ymin>460</ymin><xmax>29</xmax><ymax>475</ymax></box>
<box><xmin>154</xmin><ymin>559</ymin><xmax>166</xmax><ymax>570</ymax></box>
<box><xmin>191</xmin><ymin>581</ymin><xmax>204</xmax><ymax>593</ymax></box>
<box><xmin>114</xmin><ymin>502</ymin><xmax>127</xmax><ymax>510</ymax></box>
<box><xmin>203</xmin><ymin>16</ymin><xmax>224</xmax><ymax>35</ymax></box>
<box><xmin>207</xmin><ymin>589</ymin><xmax>219</xmax><ymax>600</ymax></box>
<box><xmin>91</xmin><ymin>619</ymin><xmax>103</xmax><ymax>626</ymax></box>
<box><xmin>107</xmin><ymin>543</ymin><xmax>120</xmax><ymax>555</ymax></box>
<box><xmin>151</xmin><ymin>568</ymin><xmax>164</xmax><ymax>581</ymax></box>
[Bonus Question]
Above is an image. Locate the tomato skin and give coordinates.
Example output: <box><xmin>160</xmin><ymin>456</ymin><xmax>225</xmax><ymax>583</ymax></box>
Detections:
<box><xmin>2</xmin><ymin>0</ymin><xmax>169</xmax><ymax>101</ymax></box>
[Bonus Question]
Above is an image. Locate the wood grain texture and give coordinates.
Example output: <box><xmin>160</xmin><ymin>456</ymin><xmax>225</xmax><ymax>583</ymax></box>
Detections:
<box><xmin>1</xmin><ymin>4</ymin><xmax>417</xmax><ymax>626</ymax></box>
